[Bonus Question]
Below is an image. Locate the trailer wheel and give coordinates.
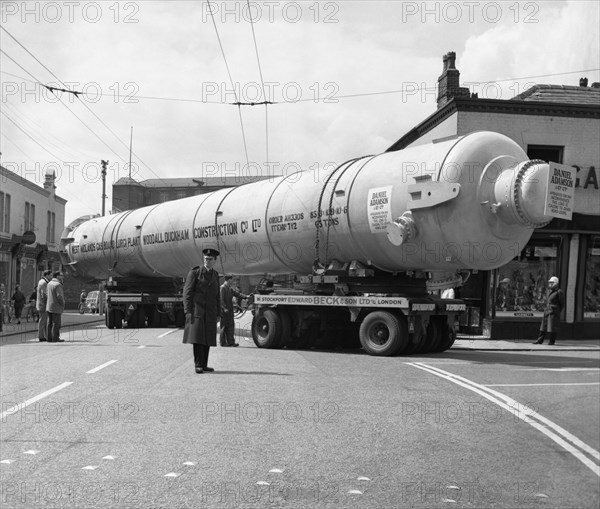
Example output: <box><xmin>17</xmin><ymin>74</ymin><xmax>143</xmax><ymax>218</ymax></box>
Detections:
<box><xmin>422</xmin><ymin>318</ymin><xmax>442</xmax><ymax>353</ymax></box>
<box><xmin>106</xmin><ymin>309</ymin><xmax>115</xmax><ymax>329</ymax></box>
<box><xmin>252</xmin><ymin>309</ymin><xmax>290</xmax><ymax>349</ymax></box>
<box><xmin>433</xmin><ymin>318</ymin><xmax>456</xmax><ymax>352</ymax></box>
<box><xmin>106</xmin><ymin>308</ymin><xmax>123</xmax><ymax>329</ymax></box>
<box><xmin>359</xmin><ymin>311</ymin><xmax>408</xmax><ymax>356</ymax></box>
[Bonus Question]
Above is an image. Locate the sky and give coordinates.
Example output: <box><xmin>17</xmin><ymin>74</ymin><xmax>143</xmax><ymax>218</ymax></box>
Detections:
<box><xmin>1</xmin><ymin>0</ymin><xmax>599</xmax><ymax>225</ymax></box>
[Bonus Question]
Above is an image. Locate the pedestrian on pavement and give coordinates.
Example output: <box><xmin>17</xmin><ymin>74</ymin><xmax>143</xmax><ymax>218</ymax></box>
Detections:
<box><xmin>46</xmin><ymin>271</ymin><xmax>65</xmax><ymax>343</ymax></box>
<box><xmin>534</xmin><ymin>276</ymin><xmax>564</xmax><ymax>345</ymax></box>
<box><xmin>37</xmin><ymin>270</ymin><xmax>52</xmax><ymax>342</ymax></box>
<box><xmin>220</xmin><ymin>276</ymin><xmax>248</xmax><ymax>347</ymax></box>
<box><xmin>11</xmin><ymin>285</ymin><xmax>26</xmax><ymax>325</ymax></box>
<box><xmin>182</xmin><ymin>248</ymin><xmax>221</xmax><ymax>374</ymax></box>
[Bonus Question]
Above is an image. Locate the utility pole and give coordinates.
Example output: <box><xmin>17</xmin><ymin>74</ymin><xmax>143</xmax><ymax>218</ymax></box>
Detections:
<box><xmin>101</xmin><ymin>160</ymin><xmax>108</xmax><ymax>216</ymax></box>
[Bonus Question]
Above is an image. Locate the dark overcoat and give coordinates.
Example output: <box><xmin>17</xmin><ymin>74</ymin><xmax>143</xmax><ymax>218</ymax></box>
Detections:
<box><xmin>540</xmin><ymin>286</ymin><xmax>564</xmax><ymax>333</ymax></box>
<box><xmin>182</xmin><ymin>266</ymin><xmax>221</xmax><ymax>346</ymax></box>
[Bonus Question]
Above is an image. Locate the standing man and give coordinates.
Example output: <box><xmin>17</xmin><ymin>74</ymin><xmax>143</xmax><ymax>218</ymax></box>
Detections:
<box><xmin>46</xmin><ymin>271</ymin><xmax>65</xmax><ymax>343</ymax></box>
<box><xmin>220</xmin><ymin>276</ymin><xmax>247</xmax><ymax>347</ymax></box>
<box><xmin>182</xmin><ymin>248</ymin><xmax>221</xmax><ymax>373</ymax></box>
<box><xmin>534</xmin><ymin>276</ymin><xmax>564</xmax><ymax>345</ymax></box>
<box><xmin>37</xmin><ymin>270</ymin><xmax>52</xmax><ymax>342</ymax></box>
<box><xmin>11</xmin><ymin>285</ymin><xmax>26</xmax><ymax>325</ymax></box>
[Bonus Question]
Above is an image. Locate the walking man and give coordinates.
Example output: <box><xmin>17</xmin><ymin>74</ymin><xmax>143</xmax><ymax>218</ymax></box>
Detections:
<box><xmin>182</xmin><ymin>248</ymin><xmax>221</xmax><ymax>373</ymax></box>
<box><xmin>534</xmin><ymin>276</ymin><xmax>564</xmax><ymax>345</ymax></box>
<box><xmin>46</xmin><ymin>271</ymin><xmax>65</xmax><ymax>343</ymax></box>
<box><xmin>37</xmin><ymin>270</ymin><xmax>52</xmax><ymax>342</ymax></box>
<box><xmin>220</xmin><ymin>276</ymin><xmax>248</xmax><ymax>347</ymax></box>
<box><xmin>11</xmin><ymin>285</ymin><xmax>26</xmax><ymax>325</ymax></box>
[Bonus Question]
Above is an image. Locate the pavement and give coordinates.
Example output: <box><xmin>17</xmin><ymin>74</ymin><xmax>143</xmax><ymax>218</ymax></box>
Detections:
<box><xmin>2</xmin><ymin>309</ymin><xmax>599</xmax><ymax>351</ymax></box>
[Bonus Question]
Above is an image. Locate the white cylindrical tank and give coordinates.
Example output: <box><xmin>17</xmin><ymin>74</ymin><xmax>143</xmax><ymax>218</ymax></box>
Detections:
<box><xmin>62</xmin><ymin>131</ymin><xmax>552</xmax><ymax>280</ymax></box>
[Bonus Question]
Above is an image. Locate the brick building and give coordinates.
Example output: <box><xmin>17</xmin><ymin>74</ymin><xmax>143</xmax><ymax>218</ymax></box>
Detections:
<box><xmin>388</xmin><ymin>52</ymin><xmax>600</xmax><ymax>340</ymax></box>
<box><xmin>0</xmin><ymin>167</ymin><xmax>65</xmax><ymax>309</ymax></box>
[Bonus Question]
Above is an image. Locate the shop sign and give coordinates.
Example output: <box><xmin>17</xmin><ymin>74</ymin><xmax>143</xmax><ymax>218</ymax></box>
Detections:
<box><xmin>21</xmin><ymin>231</ymin><xmax>36</xmax><ymax>245</ymax></box>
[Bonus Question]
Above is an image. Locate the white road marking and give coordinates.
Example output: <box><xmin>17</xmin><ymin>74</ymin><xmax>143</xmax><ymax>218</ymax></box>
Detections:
<box><xmin>86</xmin><ymin>360</ymin><xmax>118</xmax><ymax>374</ymax></box>
<box><xmin>486</xmin><ymin>383</ymin><xmax>600</xmax><ymax>387</ymax></box>
<box><xmin>407</xmin><ymin>362</ymin><xmax>600</xmax><ymax>477</ymax></box>
<box><xmin>0</xmin><ymin>460</ymin><xmax>15</xmax><ymax>464</ymax></box>
<box><xmin>137</xmin><ymin>346</ymin><xmax>146</xmax><ymax>349</ymax></box>
<box><xmin>164</xmin><ymin>472</ymin><xmax>180</xmax><ymax>478</ymax></box>
<box><xmin>158</xmin><ymin>330</ymin><xmax>177</xmax><ymax>338</ymax></box>
<box><xmin>23</xmin><ymin>450</ymin><xmax>39</xmax><ymax>455</ymax></box>
<box><xmin>0</xmin><ymin>382</ymin><xmax>73</xmax><ymax>421</ymax></box>
<box><xmin>519</xmin><ymin>368</ymin><xmax>600</xmax><ymax>371</ymax></box>
<box><xmin>82</xmin><ymin>465</ymin><xmax>99</xmax><ymax>470</ymax></box>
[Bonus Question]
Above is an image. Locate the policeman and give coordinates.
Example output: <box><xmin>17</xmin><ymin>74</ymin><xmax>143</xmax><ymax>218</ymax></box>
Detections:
<box><xmin>182</xmin><ymin>248</ymin><xmax>221</xmax><ymax>373</ymax></box>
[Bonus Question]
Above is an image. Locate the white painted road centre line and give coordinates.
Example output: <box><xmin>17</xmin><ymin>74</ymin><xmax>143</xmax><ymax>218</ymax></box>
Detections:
<box><xmin>86</xmin><ymin>360</ymin><xmax>119</xmax><ymax>374</ymax></box>
<box><xmin>158</xmin><ymin>330</ymin><xmax>177</xmax><ymax>338</ymax></box>
<box><xmin>406</xmin><ymin>362</ymin><xmax>600</xmax><ymax>478</ymax></box>
<box><xmin>0</xmin><ymin>382</ymin><xmax>73</xmax><ymax>421</ymax></box>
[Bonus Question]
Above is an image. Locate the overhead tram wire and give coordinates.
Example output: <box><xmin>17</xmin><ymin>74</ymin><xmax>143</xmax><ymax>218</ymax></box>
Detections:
<box><xmin>246</xmin><ymin>0</ymin><xmax>269</xmax><ymax>164</ymax></box>
<box><xmin>0</xmin><ymin>26</ymin><xmax>160</xmax><ymax>183</ymax></box>
<box><xmin>206</xmin><ymin>0</ymin><xmax>250</xmax><ymax>166</ymax></box>
<box><xmin>0</xmin><ymin>46</ymin><xmax>130</xmax><ymax>168</ymax></box>
<box><xmin>18</xmin><ymin>67</ymin><xmax>595</xmax><ymax>106</ymax></box>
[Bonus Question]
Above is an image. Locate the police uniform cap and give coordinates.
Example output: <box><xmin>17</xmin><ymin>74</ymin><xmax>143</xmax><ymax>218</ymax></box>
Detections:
<box><xmin>548</xmin><ymin>276</ymin><xmax>559</xmax><ymax>284</ymax></box>
<box><xmin>202</xmin><ymin>248</ymin><xmax>220</xmax><ymax>257</ymax></box>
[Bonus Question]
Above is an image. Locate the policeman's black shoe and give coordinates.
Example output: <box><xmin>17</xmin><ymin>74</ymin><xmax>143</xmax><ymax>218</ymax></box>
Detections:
<box><xmin>231</xmin><ymin>343</ymin><xmax>239</xmax><ymax>347</ymax></box>
<box><xmin>55</xmin><ymin>339</ymin><xmax>65</xmax><ymax>343</ymax></box>
<box><xmin>533</xmin><ymin>340</ymin><xmax>544</xmax><ymax>344</ymax></box>
<box><xmin>220</xmin><ymin>344</ymin><xmax>230</xmax><ymax>347</ymax></box>
<box><xmin>202</xmin><ymin>367</ymin><xmax>215</xmax><ymax>372</ymax></box>
<box><xmin>195</xmin><ymin>367</ymin><xmax>204</xmax><ymax>374</ymax></box>
<box><xmin>39</xmin><ymin>338</ymin><xmax>47</xmax><ymax>342</ymax></box>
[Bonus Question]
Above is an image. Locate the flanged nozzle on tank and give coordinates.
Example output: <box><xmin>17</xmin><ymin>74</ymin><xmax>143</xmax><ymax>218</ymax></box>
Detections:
<box><xmin>482</xmin><ymin>159</ymin><xmax>553</xmax><ymax>229</ymax></box>
<box><xmin>386</xmin><ymin>212</ymin><xmax>416</xmax><ymax>246</ymax></box>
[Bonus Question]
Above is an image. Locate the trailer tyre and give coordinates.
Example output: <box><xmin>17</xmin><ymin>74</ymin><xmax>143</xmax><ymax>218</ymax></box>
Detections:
<box><xmin>252</xmin><ymin>309</ymin><xmax>290</xmax><ymax>349</ymax></box>
<box><xmin>359</xmin><ymin>311</ymin><xmax>408</xmax><ymax>356</ymax></box>
<box><xmin>433</xmin><ymin>319</ymin><xmax>456</xmax><ymax>352</ymax></box>
<box><xmin>106</xmin><ymin>308</ymin><xmax>123</xmax><ymax>329</ymax></box>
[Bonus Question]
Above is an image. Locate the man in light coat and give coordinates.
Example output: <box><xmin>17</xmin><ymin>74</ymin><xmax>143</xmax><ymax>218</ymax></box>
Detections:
<box><xmin>46</xmin><ymin>271</ymin><xmax>65</xmax><ymax>343</ymax></box>
<box><xmin>534</xmin><ymin>276</ymin><xmax>565</xmax><ymax>345</ymax></box>
<box><xmin>182</xmin><ymin>248</ymin><xmax>221</xmax><ymax>373</ymax></box>
<box><xmin>36</xmin><ymin>270</ymin><xmax>52</xmax><ymax>342</ymax></box>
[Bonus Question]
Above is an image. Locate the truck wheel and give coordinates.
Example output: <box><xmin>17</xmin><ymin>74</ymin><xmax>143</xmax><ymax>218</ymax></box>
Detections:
<box><xmin>359</xmin><ymin>311</ymin><xmax>408</xmax><ymax>356</ymax></box>
<box><xmin>252</xmin><ymin>309</ymin><xmax>290</xmax><ymax>349</ymax></box>
<box><xmin>433</xmin><ymin>319</ymin><xmax>456</xmax><ymax>352</ymax></box>
<box><xmin>422</xmin><ymin>318</ymin><xmax>442</xmax><ymax>353</ymax></box>
<box><xmin>106</xmin><ymin>309</ymin><xmax>115</xmax><ymax>329</ymax></box>
<box><xmin>107</xmin><ymin>309</ymin><xmax>123</xmax><ymax>329</ymax></box>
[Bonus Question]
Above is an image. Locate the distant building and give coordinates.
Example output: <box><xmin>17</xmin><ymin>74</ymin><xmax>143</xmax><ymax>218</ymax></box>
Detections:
<box><xmin>0</xmin><ymin>167</ymin><xmax>65</xmax><ymax>304</ymax></box>
<box><xmin>112</xmin><ymin>175</ymin><xmax>272</xmax><ymax>212</ymax></box>
<box><xmin>389</xmin><ymin>52</ymin><xmax>600</xmax><ymax>339</ymax></box>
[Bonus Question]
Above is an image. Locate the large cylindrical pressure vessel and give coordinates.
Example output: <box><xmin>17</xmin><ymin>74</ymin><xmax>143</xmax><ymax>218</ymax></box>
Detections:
<box><xmin>62</xmin><ymin>131</ymin><xmax>552</xmax><ymax>280</ymax></box>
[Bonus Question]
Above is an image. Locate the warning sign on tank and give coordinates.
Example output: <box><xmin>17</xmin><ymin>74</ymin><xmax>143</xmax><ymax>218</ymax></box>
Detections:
<box><xmin>544</xmin><ymin>162</ymin><xmax>575</xmax><ymax>220</ymax></box>
<box><xmin>368</xmin><ymin>186</ymin><xmax>393</xmax><ymax>234</ymax></box>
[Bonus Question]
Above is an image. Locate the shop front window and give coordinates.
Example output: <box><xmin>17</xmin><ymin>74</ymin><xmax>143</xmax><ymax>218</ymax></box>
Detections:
<box><xmin>493</xmin><ymin>239</ymin><xmax>560</xmax><ymax>318</ymax></box>
<box><xmin>584</xmin><ymin>236</ymin><xmax>600</xmax><ymax>319</ymax></box>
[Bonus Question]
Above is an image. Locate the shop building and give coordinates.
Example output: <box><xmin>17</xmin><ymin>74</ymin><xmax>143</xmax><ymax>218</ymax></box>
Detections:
<box><xmin>0</xmin><ymin>167</ymin><xmax>66</xmax><ymax>306</ymax></box>
<box><xmin>388</xmin><ymin>52</ymin><xmax>600</xmax><ymax>339</ymax></box>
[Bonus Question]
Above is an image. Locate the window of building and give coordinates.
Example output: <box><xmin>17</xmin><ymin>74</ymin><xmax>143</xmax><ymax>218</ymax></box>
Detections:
<box><xmin>24</xmin><ymin>202</ymin><xmax>35</xmax><ymax>231</ymax></box>
<box><xmin>492</xmin><ymin>238</ymin><xmax>561</xmax><ymax>318</ymax></box>
<box><xmin>584</xmin><ymin>235</ymin><xmax>600</xmax><ymax>319</ymax></box>
<box><xmin>527</xmin><ymin>145</ymin><xmax>564</xmax><ymax>164</ymax></box>
<box><xmin>1</xmin><ymin>193</ymin><xmax>11</xmax><ymax>233</ymax></box>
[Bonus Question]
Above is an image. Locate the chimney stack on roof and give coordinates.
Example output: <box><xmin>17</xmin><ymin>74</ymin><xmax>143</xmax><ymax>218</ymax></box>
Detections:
<box><xmin>437</xmin><ymin>51</ymin><xmax>470</xmax><ymax>109</ymax></box>
<box><xmin>580</xmin><ymin>77</ymin><xmax>588</xmax><ymax>87</ymax></box>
